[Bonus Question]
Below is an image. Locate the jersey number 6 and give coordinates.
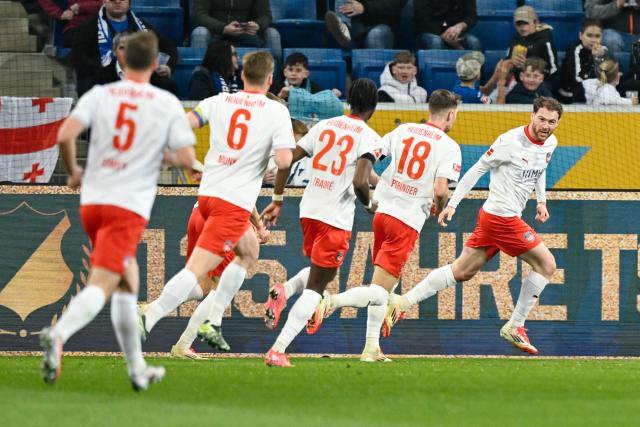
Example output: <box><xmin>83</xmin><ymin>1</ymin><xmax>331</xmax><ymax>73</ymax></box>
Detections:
<box><xmin>113</xmin><ymin>102</ymin><xmax>138</xmax><ymax>152</ymax></box>
<box><xmin>227</xmin><ymin>108</ymin><xmax>251</xmax><ymax>150</ymax></box>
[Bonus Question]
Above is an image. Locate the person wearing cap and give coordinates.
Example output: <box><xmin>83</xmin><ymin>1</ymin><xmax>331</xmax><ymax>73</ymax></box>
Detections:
<box><xmin>585</xmin><ymin>0</ymin><xmax>640</xmax><ymax>54</ymax></box>
<box><xmin>378</xmin><ymin>51</ymin><xmax>428</xmax><ymax>103</ymax></box>
<box><xmin>414</xmin><ymin>0</ymin><xmax>482</xmax><ymax>51</ymax></box>
<box><xmin>452</xmin><ymin>52</ymin><xmax>491</xmax><ymax>103</ymax></box>
<box><xmin>506</xmin><ymin>5</ymin><xmax>558</xmax><ymax>82</ymax></box>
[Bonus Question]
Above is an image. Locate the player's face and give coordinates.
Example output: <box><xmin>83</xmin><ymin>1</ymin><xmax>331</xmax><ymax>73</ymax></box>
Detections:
<box><xmin>580</xmin><ymin>25</ymin><xmax>602</xmax><ymax>50</ymax></box>
<box><xmin>105</xmin><ymin>0</ymin><xmax>129</xmax><ymax>19</ymax></box>
<box><xmin>521</xmin><ymin>67</ymin><xmax>544</xmax><ymax>91</ymax></box>
<box><xmin>515</xmin><ymin>21</ymin><xmax>536</xmax><ymax>37</ymax></box>
<box><xmin>392</xmin><ymin>62</ymin><xmax>417</xmax><ymax>84</ymax></box>
<box><xmin>284</xmin><ymin>64</ymin><xmax>309</xmax><ymax>87</ymax></box>
<box><xmin>530</xmin><ymin>108</ymin><xmax>559</xmax><ymax>141</ymax></box>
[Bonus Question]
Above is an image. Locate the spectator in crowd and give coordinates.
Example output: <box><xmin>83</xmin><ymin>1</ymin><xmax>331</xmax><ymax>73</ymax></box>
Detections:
<box><xmin>324</xmin><ymin>0</ymin><xmax>407</xmax><ymax>49</ymax></box>
<box><xmin>558</xmin><ymin>19</ymin><xmax>609</xmax><ymax>103</ymax></box>
<box><xmin>270</xmin><ymin>52</ymin><xmax>341</xmax><ymax>99</ymax></box>
<box><xmin>377</xmin><ymin>51</ymin><xmax>427</xmax><ymax>103</ymax></box>
<box><xmin>621</xmin><ymin>40</ymin><xmax>640</xmax><ymax>93</ymax></box>
<box><xmin>190</xmin><ymin>0</ymin><xmax>281</xmax><ymax>60</ymax></box>
<box><xmin>583</xmin><ymin>58</ymin><xmax>639</xmax><ymax>104</ymax></box>
<box><xmin>452</xmin><ymin>51</ymin><xmax>491</xmax><ymax>103</ymax></box>
<box><xmin>414</xmin><ymin>0</ymin><xmax>481</xmax><ymax>50</ymax></box>
<box><xmin>188</xmin><ymin>41</ymin><xmax>242</xmax><ymax>100</ymax></box>
<box><xmin>72</xmin><ymin>0</ymin><xmax>177</xmax><ymax>96</ymax></box>
<box><xmin>38</xmin><ymin>0</ymin><xmax>102</xmax><ymax>47</ymax></box>
<box><xmin>585</xmin><ymin>0</ymin><xmax>640</xmax><ymax>54</ymax></box>
<box><xmin>263</xmin><ymin>118</ymin><xmax>310</xmax><ymax>186</ymax></box>
<box><xmin>498</xmin><ymin>57</ymin><xmax>552</xmax><ymax>104</ymax></box>
<box><xmin>506</xmin><ymin>6</ymin><xmax>558</xmax><ymax>82</ymax></box>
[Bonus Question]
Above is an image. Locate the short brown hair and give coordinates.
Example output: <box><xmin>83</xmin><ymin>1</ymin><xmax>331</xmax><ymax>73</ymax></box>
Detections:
<box><xmin>291</xmin><ymin>119</ymin><xmax>309</xmax><ymax>136</ymax></box>
<box><xmin>428</xmin><ymin>89</ymin><xmax>460</xmax><ymax>115</ymax></box>
<box><xmin>523</xmin><ymin>56</ymin><xmax>546</xmax><ymax>74</ymax></box>
<box><xmin>242</xmin><ymin>51</ymin><xmax>275</xmax><ymax>85</ymax></box>
<box><xmin>393</xmin><ymin>51</ymin><xmax>416</xmax><ymax>65</ymax></box>
<box><xmin>533</xmin><ymin>97</ymin><xmax>563</xmax><ymax>118</ymax></box>
<box><xmin>124</xmin><ymin>31</ymin><xmax>158</xmax><ymax>71</ymax></box>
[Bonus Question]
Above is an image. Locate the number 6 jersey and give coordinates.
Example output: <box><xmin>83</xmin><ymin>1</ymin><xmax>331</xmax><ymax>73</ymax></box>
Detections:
<box><xmin>297</xmin><ymin>114</ymin><xmax>383</xmax><ymax>231</ymax></box>
<box><xmin>70</xmin><ymin>80</ymin><xmax>195</xmax><ymax>220</ymax></box>
<box><xmin>374</xmin><ymin>123</ymin><xmax>462</xmax><ymax>232</ymax></box>
<box><xmin>193</xmin><ymin>91</ymin><xmax>296</xmax><ymax>211</ymax></box>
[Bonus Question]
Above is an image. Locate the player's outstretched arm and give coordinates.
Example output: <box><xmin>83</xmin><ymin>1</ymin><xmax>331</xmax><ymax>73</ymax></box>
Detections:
<box><xmin>438</xmin><ymin>206</ymin><xmax>456</xmax><ymax>227</ymax></box>
<box><xmin>447</xmin><ymin>159</ymin><xmax>490</xmax><ymax>212</ymax></box>
<box><xmin>57</xmin><ymin>116</ymin><xmax>86</xmax><ymax>189</ymax></box>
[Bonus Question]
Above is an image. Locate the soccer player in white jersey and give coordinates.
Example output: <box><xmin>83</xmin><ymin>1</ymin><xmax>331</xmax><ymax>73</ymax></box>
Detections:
<box><xmin>138</xmin><ymin>51</ymin><xmax>296</xmax><ymax>351</ymax></box>
<box><xmin>386</xmin><ymin>97</ymin><xmax>562</xmax><ymax>355</ymax></box>
<box><xmin>319</xmin><ymin>90</ymin><xmax>463</xmax><ymax>362</ymax></box>
<box><xmin>261</xmin><ymin>79</ymin><xmax>383</xmax><ymax>367</ymax></box>
<box><xmin>39</xmin><ymin>32</ymin><xmax>196</xmax><ymax>390</ymax></box>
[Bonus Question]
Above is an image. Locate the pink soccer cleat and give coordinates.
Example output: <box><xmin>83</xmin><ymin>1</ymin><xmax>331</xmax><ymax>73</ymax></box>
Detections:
<box><xmin>306</xmin><ymin>292</ymin><xmax>331</xmax><ymax>335</ymax></box>
<box><xmin>264</xmin><ymin>348</ymin><xmax>293</xmax><ymax>367</ymax></box>
<box><xmin>264</xmin><ymin>284</ymin><xmax>287</xmax><ymax>330</ymax></box>
<box><xmin>500</xmin><ymin>322</ymin><xmax>539</xmax><ymax>355</ymax></box>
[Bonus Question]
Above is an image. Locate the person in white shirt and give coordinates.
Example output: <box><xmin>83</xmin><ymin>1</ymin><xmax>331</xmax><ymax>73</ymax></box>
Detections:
<box><xmin>319</xmin><ymin>90</ymin><xmax>462</xmax><ymax>362</ymax></box>
<box><xmin>385</xmin><ymin>97</ymin><xmax>563</xmax><ymax>356</ymax></box>
<box><xmin>261</xmin><ymin>79</ymin><xmax>383</xmax><ymax>367</ymax></box>
<box><xmin>40</xmin><ymin>32</ymin><xmax>196</xmax><ymax>391</ymax></box>
<box><xmin>583</xmin><ymin>59</ymin><xmax>639</xmax><ymax>105</ymax></box>
<box><xmin>138</xmin><ymin>51</ymin><xmax>296</xmax><ymax>352</ymax></box>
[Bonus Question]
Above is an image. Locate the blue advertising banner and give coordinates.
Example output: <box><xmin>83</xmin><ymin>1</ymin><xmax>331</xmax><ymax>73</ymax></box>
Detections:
<box><xmin>1</xmin><ymin>187</ymin><xmax>639</xmax><ymax>356</ymax></box>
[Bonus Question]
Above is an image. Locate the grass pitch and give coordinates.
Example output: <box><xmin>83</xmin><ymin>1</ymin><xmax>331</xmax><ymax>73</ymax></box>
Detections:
<box><xmin>2</xmin><ymin>356</ymin><xmax>640</xmax><ymax>427</ymax></box>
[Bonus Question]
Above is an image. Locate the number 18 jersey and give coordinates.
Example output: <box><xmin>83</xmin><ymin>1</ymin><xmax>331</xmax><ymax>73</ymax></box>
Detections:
<box><xmin>374</xmin><ymin>123</ymin><xmax>462</xmax><ymax>232</ymax></box>
<box><xmin>298</xmin><ymin>115</ymin><xmax>382</xmax><ymax>231</ymax></box>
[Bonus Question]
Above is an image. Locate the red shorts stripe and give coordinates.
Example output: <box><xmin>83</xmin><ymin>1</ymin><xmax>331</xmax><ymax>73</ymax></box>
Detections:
<box><xmin>80</xmin><ymin>204</ymin><xmax>147</xmax><ymax>275</ymax></box>
<box><xmin>195</xmin><ymin>196</ymin><xmax>251</xmax><ymax>258</ymax></box>
<box><xmin>465</xmin><ymin>208</ymin><xmax>542</xmax><ymax>259</ymax></box>
<box><xmin>300</xmin><ymin>218</ymin><xmax>351</xmax><ymax>268</ymax></box>
<box><xmin>372</xmin><ymin>213</ymin><xmax>419</xmax><ymax>278</ymax></box>
<box><xmin>186</xmin><ymin>205</ymin><xmax>236</xmax><ymax>278</ymax></box>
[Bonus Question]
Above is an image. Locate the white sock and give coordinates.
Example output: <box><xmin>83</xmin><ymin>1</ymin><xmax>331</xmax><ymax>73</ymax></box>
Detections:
<box><xmin>145</xmin><ymin>268</ymin><xmax>197</xmax><ymax>332</ymax></box>
<box><xmin>272</xmin><ymin>289</ymin><xmax>321</xmax><ymax>353</ymax></box>
<box><xmin>404</xmin><ymin>264</ymin><xmax>456</xmax><ymax>308</ymax></box>
<box><xmin>331</xmin><ymin>284</ymin><xmax>389</xmax><ymax>309</ymax></box>
<box><xmin>185</xmin><ymin>284</ymin><xmax>204</xmax><ymax>302</ymax></box>
<box><xmin>176</xmin><ymin>291</ymin><xmax>216</xmax><ymax>349</ymax></box>
<box><xmin>111</xmin><ymin>292</ymin><xmax>146</xmax><ymax>376</ymax></box>
<box><xmin>283</xmin><ymin>267</ymin><xmax>310</xmax><ymax>299</ymax></box>
<box><xmin>53</xmin><ymin>285</ymin><xmax>106</xmax><ymax>343</ymax></box>
<box><xmin>510</xmin><ymin>271</ymin><xmax>548</xmax><ymax>327</ymax></box>
<box><xmin>364</xmin><ymin>304</ymin><xmax>386</xmax><ymax>350</ymax></box>
<box><xmin>207</xmin><ymin>263</ymin><xmax>246</xmax><ymax>327</ymax></box>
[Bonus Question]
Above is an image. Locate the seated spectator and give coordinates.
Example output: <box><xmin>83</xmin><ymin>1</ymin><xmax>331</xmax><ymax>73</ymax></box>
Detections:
<box><xmin>414</xmin><ymin>0</ymin><xmax>481</xmax><ymax>50</ymax></box>
<box><xmin>498</xmin><ymin>57</ymin><xmax>552</xmax><ymax>104</ymax></box>
<box><xmin>270</xmin><ymin>52</ymin><xmax>341</xmax><ymax>99</ymax></box>
<box><xmin>324</xmin><ymin>0</ymin><xmax>406</xmax><ymax>49</ymax></box>
<box><xmin>452</xmin><ymin>51</ymin><xmax>491</xmax><ymax>104</ymax></box>
<box><xmin>621</xmin><ymin>39</ymin><xmax>640</xmax><ymax>93</ymax></box>
<box><xmin>506</xmin><ymin>6</ymin><xmax>558</xmax><ymax>83</ymax></box>
<box><xmin>72</xmin><ymin>0</ymin><xmax>177</xmax><ymax>96</ymax></box>
<box><xmin>188</xmin><ymin>42</ymin><xmax>242</xmax><ymax>100</ymax></box>
<box><xmin>585</xmin><ymin>0</ymin><xmax>640</xmax><ymax>54</ymax></box>
<box><xmin>190</xmin><ymin>0</ymin><xmax>281</xmax><ymax>60</ymax></box>
<box><xmin>583</xmin><ymin>58</ymin><xmax>639</xmax><ymax>104</ymax></box>
<box><xmin>264</xmin><ymin>118</ymin><xmax>310</xmax><ymax>186</ymax></box>
<box><xmin>378</xmin><ymin>51</ymin><xmax>427</xmax><ymax>103</ymax></box>
<box><xmin>558</xmin><ymin>19</ymin><xmax>609</xmax><ymax>104</ymax></box>
<box><xmin>38</xmin><ymin>0</ymin><xmax>101</xmax><ymax>47</ymax></box>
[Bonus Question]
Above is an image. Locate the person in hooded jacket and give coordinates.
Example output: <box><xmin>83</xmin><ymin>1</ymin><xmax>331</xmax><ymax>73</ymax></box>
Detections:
<box><xmin>377</xmin><ymin>51</ymin><xmax>428</xmax><ymax>103</ymax></box>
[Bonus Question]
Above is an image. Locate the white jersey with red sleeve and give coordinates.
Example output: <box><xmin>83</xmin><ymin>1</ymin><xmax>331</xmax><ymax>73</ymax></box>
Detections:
<box><xmin>448</xmin><ymin>125</ymin><xmax>558</xmax><ymax>217</ymax></box>
<box><xmin>374</xmin><ymin>123</ymin><xmax>462</xmax><ymax>232</ymax></box>
<box><xmin>298</xmin><ymin>114</ymin><xmax>383</xmax><ymax>231</ymax></box>
<box><xmin>193</xmin><ymin>91</ymin><xmax>296</xmax><ymax>212</ymax></box>
<box><xmin>72</xmin><ymin>80</ymin><xmax>195</xmax><ymax>220</ymax></box>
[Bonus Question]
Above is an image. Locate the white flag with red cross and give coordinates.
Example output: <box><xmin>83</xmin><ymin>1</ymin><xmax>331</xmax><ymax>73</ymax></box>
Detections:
<box><xmin>0</xmin><ymin>97</ymin><xmax>73</xmax><ymax>183</ymax></box>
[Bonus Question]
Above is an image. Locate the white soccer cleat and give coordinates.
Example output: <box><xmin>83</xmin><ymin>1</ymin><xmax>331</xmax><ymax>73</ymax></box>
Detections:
<box><xmin>170</xmin><ymin>344</ymin><xmax>201</xmax><ymax>359</ymax></box>
<box><xmin>500</xmin><ymin>322</ymin><xmax>539</xmax><ymax>355</ymax></box>
<box><xmin>360</xmin><ymin>347</ymin><xmax>392</xmax><ymax>363</ymax></box>
<box><xmin>40</xmin><ymin>327</ymin><xmax>63</xmax><ymax>384</ymax></box>
<box><xmin>130</xmin><ymin>365</ymin><xmax>165</xmax><ymax>392</ymax></box>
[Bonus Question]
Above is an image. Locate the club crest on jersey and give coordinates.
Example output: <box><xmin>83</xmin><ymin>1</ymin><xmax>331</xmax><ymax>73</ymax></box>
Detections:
<box><xmin>223</xmin><ymin>240</ymin><xmax>233</xmax><ymax>252</ymax></box>
<box><xmin>486</xmin><ymin>148</ymin><xmax>494</xmax><ymax>156</ymax></box>
<box><xmin>336</xmin><ymin>251</ymin><xmax>344</xmax><ymax>262</ymax></box>
<box><xmin>523</xmin><ymin>231</ymin><xmax>535</xmax><ymax>242</ymax></box>
<box><xmin>546</xmin><ymin>152</ymin><xmax>552</xmax><ymax>163</ymax></box>
<box><xmin>453</xmin><ymin>163</ymin><xmax>461</xmax><ymax>172</ymax></box>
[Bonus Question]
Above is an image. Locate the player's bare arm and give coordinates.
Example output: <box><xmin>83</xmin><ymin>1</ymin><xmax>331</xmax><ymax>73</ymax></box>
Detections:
<box><xmin>353</xmin><ymin>156</ymin><xmax>376</xmax><ymax>214</ymax></box>
<box><xmin>431</xmin><ymin>177</ymin><xmax>450</xmax><ymax>216</ymax></box>
<box><xmin>261</xmin><ymin>146</ymin><xmax>303</xmax><ymax>228</ymax></box>
<box><xmin>187</xmin><ymin>111</ymin><xmax>202</xmax><ymax>129</ymax></box>
<box><xmin>56</xmin><ymin>116</ymin><xmax>86</xmax><ymax>189</ymax></box>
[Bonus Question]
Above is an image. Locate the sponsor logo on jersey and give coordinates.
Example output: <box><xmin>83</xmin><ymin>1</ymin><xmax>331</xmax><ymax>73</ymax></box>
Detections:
<box><xmin>486</xmin><ymin>148</ymin><xmax>494</xmax><ymax>156</ymax></box>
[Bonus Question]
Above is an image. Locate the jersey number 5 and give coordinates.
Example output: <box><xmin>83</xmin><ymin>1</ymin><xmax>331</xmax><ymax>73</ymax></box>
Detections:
<box><xmin>113</xmin><ymin>102</ymin><xmax>138</xmax><ymax>152</ymax></box>
<box><xmin>227</xmin><ymin>108</ymin><xmax>251</xmax><ymax>150</ymax></box>
<box><xmin>397</xmin><ymin>137</ymin><xmax>431</xmax><ymax>179</ymax></box>
<box><xmin>313</xmin><ymin>129</ymin><xmax>354</xmax><ymax>175</ymax></box>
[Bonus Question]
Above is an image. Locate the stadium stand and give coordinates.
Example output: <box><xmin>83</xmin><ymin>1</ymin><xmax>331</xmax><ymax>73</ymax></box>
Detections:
<box><xmin>131</xmin><ymin>4</ymin><xmax>184</xmax><ymax>46</ymax></box>
<box><xmin>352</xmin><ymin>49</ymin><xmax>404</xmax><ymax>86</ymax></box>
<box><xmin>524</xmin><ymin>0</ymin><xmax>583</xmax><ymax>51</ymax></box>
<box><xmin>271</xmin><ymin>0</ymin><xmax>324</xmax><ymax>48</ymax></box>
<box><xmin>418</xmin><ymin>49</ymin><xmax>474</xmax><ymax>94</ymax></box>
<box><xmin>469</xmin><ymin>0</ymin><xmax>516</xmax><ymax>51</ymax></box>
<box><xmin>282</xmin><ymin>47</ymin><xmax>346</xmax><ymax>94</ymax></box>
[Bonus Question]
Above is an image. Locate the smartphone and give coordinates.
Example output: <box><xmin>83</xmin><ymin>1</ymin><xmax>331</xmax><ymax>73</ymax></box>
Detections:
<box><xmin>239</xmin><ymin>22</ymin><xmax>249</xmax><ymax>28</ymax></box>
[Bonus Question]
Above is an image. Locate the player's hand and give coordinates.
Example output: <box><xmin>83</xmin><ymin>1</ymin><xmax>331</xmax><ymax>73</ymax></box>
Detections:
<box><xmin>365</xmin><ymin>199</ymin><xmax>378</xmax><ymax>214</ymax></box>
<box><xmin>430</xmin><ymin>203</ymin><xmax>442</xmax><ymax>218</ymax></box>
<box><xmin>535</xmin><ymin>203</ymin><xmax>550</xmax><ymax>223</ymax></box>
<box><xmin>438</xmin><ymin>206</ymin><xmax>456</xmax><ymax>227</ymax></box>
<box><xmin>256</xmin><ymin>224</ymin><xmax>271</xmax><ymax>244</ymax></box>
<box><xmin>261</xmin><ymin>202</ymin><xmax>282</xmax><ymax>228</ymax></box>
<box><xmin>67</xmin><ymin>166</ymin><xmax>83</xmax><ymax>189</ymax></box>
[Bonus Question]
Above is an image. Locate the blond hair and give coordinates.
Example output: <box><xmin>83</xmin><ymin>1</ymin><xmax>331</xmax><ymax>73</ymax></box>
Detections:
<box><xmin>597</xmin><ymin>59</ymin><xmax>619</xmax><ymax>85</ymax></box>
<box><xmin>242</xmin><ymin>51</ymin><xmax>275</xmax><ymax>85</ymax></box>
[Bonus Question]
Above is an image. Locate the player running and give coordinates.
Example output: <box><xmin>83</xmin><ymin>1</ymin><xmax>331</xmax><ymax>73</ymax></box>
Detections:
<box><xmin>385</xmin><ymin>97</ymin><xmax>562</xmax><ymax>355</ymax></box>
<box><xmin>138</xmin><ymin>51</ymin><xmax>296</xmax><ymax>351</ymax></box>
<box><xmin>318</xmin><ymin>90</ymin><xmax>463</xmax><ymax>362</ymax></box>
<box><xmin>262</xmin><ymin>78</ymin><xmax>383</xmax><ymax>367</ymax></box>
<box><xmin>39</xmin><ymin>32</ymin><xmax>196</xmax><ymax>390</ymax></box>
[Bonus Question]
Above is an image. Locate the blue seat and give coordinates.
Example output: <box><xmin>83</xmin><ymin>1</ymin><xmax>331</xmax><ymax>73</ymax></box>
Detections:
<box><xmin>525</xmin><ymin>0</ymin><xmax>583</xmax><ymax>13</ymax></box>
<box><xmin>468</xmin><ymin>15</ymin><xmax>515</xmax><ymax>50</ymax></box>
<box><xmin>282</xmin><ymin>48</ymin><xmax>342</xmax><ymax>62</ymax></box>
<box><xmin>614</xmin><ymin>52</ymin><xmax>631</xmax><ymax>75</ymax></box>
<box><xmin>306</xmin><ymin>59</ymin><xmax>346</xmax><ymax>95</ymax></box>
<box><xmin>476</xmin><ymin>0</ymin><xmax>518</xmax><ymax>14</ymax></box>
<box><xmin>132</xmin><ymin>6</ymin><xmax>184</xmax><ymax>46</ymax></box>
<box><xmin>417</xmin><ymin>50</ymin><xmax>473</xmax><ymax>93</ymax></box>
<box><xmin>173</xmin><ymin>48</ymin><xmax>205</xmax><ymax>100</ymax></box>
<box><xmin>271</xmin><ymin>0</ymin><xmax>324</xmax><ymax>48</ymax></box>
<box><xmin>482</xmin><ymin>50</ymin><xmax>508</xmax><ymax>83</ymax></box>
<box><xmin>536</xmin><ymin>13</ymin><xmax>582</xmax><ymax>51</ymax></box>
<box><xmin>352</xmin><ymin>49</ymin><xmax>404</xmax><ymax>86</ymax></box>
